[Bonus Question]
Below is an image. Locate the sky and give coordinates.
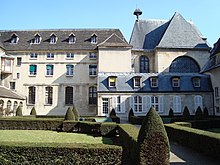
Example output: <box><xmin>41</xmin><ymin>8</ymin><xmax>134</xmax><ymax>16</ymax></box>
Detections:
<box><xmin>0</xmin><ymin>0</ymin><xmax>219</xmax><ymax>46</ymax></box>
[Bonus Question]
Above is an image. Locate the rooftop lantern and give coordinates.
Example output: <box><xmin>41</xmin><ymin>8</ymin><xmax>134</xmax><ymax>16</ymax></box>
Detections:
<box><xmin>133</xmin><ymin>8</ymin><xmax>142</xmax><ymax>21</ymax></box>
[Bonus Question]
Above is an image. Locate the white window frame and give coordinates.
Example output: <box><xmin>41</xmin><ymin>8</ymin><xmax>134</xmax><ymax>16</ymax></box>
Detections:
<box><xmin>66</xmin><ymin>53</ymin><xmax>74</xmax><ymax>59</ymax></box>
<box><xmin>45</xmin><ymin>86</ymin><xmax>53</xmax><ymax>105</ymax></box>
<box><xmin>66</xmin><ymin>64</ymin><xmax>74</xmax><ymax>76</ymax></box>
<box><xmin>47</xmin><ymin>53</ymin><xmax>54</xmax><ymax>59</ymax></box>
<box><xmin>150</xmin><ymin>77</ymin><xmax>158</xmax><ymax>87</ymax></box>
<box><xmin>50</xmin><ymin>34</ymin><xmax>57</xmax><ymax>44</ymax></box>
<box><xmin>46</xmin><ymin>64</ymin><xmax>54</xmax><ymax>76</ymax></box>
<box><xmin>34</xmin><ymin>34</ymin><xmax>41</xmax><ymax>44</ymax></box>
<box><xmin>69</xmin><ymin>34</ymin><xmax>76</xmax><ymax>44</ymax></box>
<box><xmin>102</xmin><ymin>98</ymin><xmax>109</xmax><ymax>115</ymax></box>
<box><xmin>133</xmin><ymin>77</ymin><xmax>141</xmax><ymax>88</ymax></box>
<box><xmin>91</xmin><ymin>35</ymin><xmax>97</xmax><ymax>44</ymax></box>
<box><xmin>89</xmin><ymin>65</ymin><xmax>97</xmax><ymax>76</ymax></box>
<box><xmin>172</xmin><ymin>78</ymin><xmax>180</xmax><ymax>87</ymax></box>
<box><xmin>29</xmin><ymin>64</ymin><xmax>37</xmax><ymax>76</ymax></box>
<box><xmin>30</xmin><ymin>53</ymin><xmax>38</xmax><ymax>59</ymax></box>
<box><xmin>194</xmin><ymin>95</ymin><xmax>203</xmax><ymax>111</ymax></box>
<box><xmin>173</xmin><ymin>96</ymin><xmax>181</xmax><ymax>113</ymax></box>
<box><xmin>89</xmin><ymin>52</ymin><xmax>97</xmax><ymax>59</ymax></box>
<box><xmin>134</xmin><ymin>96</ymin><xmax>143</xmax><ymax>113</ymax></box>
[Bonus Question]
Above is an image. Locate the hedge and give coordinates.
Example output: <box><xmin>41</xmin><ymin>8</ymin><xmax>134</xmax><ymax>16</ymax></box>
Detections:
<box><xmin>0</xmin><ymin>143</ymin><xmax>122</xmax><ymax>164</ymax></box>
<box><xmin>165</xmin><ymin>123</ymin><xmax>220</xmax><ymax>160</ymax></box>
<box><xmin>118</xmin><ymin>124</ymin><xmax>139</xmax><ymax>165</ymax></box>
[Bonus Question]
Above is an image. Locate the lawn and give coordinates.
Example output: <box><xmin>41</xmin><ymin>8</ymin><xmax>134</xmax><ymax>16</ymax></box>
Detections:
<box><xmin>0</xmin><ymin>130</ymin><xmax>112</xmax><ymax>146</ymax></box>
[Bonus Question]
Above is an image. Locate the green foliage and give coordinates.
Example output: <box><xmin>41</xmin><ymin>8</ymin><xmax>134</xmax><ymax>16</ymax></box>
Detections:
<box><xmin>65</xmin><ymin>107</ymin><xmax>75</xmax><ymax>121</ymax></box>
<box><xmin>110</xmin><ymin>108</ymin><xmax>116</xmax><ymax>117</ymax></box>
<box><xmin>100</xmin><ymin>123</ymin><xmax>117</xmax><ymax>136</ymax></box>
<box><xmin>138</xmin><ymin>107</ymin><xmax>170</xmax><ymax>165</ymax></box>
<box><xmin>30</xmin><ymin>107</ymin><xmax>37</xmax><ymax>116</ymax></box>
<box><xmin>168</xmin><ymin>108</ymin><xmax>174</xmax><ymax>118</ymax></box>
<box><xmin>72</xmin><ymin>105</ymin><xmax>79</xmax><ymax>121</ymax></box>
<box><xmin>203</xmin><ymin>107</ymin><xmax>209</xmax><ymax>118</ymax></box>
<box><xmin>195</xmin><ymin>106</ymin><xmax>203</xmax><ymax>120</ymax></box>
<box><xmin>128</xmin><ymin>108</ymin><xmax>134</xmax><ymax>122</ymax></box>
<box><xmin>183</xmin><ymin>106</ymin><xmax>190</xmax><ymax>120</ymax></box>
<box><xmin>16</xmin><ymin>106</ymin><xmax>22</xmax><ymax>116</ymax></box>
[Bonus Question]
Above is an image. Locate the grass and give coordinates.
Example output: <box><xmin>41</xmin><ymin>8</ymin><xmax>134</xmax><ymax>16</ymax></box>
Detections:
<box><xmin>206</xmin><ymin>128</ymin><xmax>220</xmax><ymax>133</ymax></box>
<box><xmin>0</xmin><ymin>130</ymin><xmax>112</xmax><ymax>146</ymax></box>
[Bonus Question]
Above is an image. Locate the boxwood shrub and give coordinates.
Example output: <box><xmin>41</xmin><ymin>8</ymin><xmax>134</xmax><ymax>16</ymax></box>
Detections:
<box><xmin>100</xmin><ymin>122</ymin><xmax>118</xmax><ymax>136</ymax></box>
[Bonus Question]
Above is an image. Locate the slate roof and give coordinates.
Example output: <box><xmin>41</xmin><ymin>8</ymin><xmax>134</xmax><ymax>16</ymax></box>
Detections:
<box><xmin>0</xmin><ymin>29</ymin><xmax>128</xmax><ymax>51</ymax></box>
<box><xmin>0</xmin><ymin>86</ymin><xmax>25</xmax><ymax>100</ymax></box>
<box><xmin>98</xmin><ymin>72</ymin><xmax>212</xmax><ymax>93</ymax></box>
<box><xmin>130</xmin><ymin>12</ymin><xmax>210</xmax><ymax>51</ymax></box>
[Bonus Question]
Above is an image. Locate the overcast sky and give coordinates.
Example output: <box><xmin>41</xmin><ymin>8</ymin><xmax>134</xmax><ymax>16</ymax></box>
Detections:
<box><xmin>1</xmin><ymin>0</ymin><xmax>219</xmax><ymax>46</ymax></box>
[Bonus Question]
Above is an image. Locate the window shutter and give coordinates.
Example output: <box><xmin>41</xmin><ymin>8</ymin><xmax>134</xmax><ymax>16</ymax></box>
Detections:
<box><xmin>129</xmin><ymin>96</ymin><xmax>134</xmax><ymax>111</ymax></box>
<box><xmin>143</xmin><ymin>96</ymin><xmax>151</xmax><ymax>112</ymax></box>
<box><xmin>121</xmin><ymin>96</ymin><xmax>126</xmax><ymax>113</ymax></box>
<box><xmin>112</xmin><ymin>96</ymin><xmax>117</xmax><ymax>110</ymax></box>
<box><xmin>159</xmin><ymin>96</ymin><xmax>164</xmax><ymax>113</ymax></box>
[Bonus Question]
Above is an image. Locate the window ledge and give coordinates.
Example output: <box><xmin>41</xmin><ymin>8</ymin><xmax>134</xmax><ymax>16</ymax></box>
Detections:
<box><xmin>46</xmin><ymin>58</ymin><xmax>54</xmax><ymax>60</ymax></box>
<box><xmin>66</xmin><ymin>58</ymin><xmax>74</xmax><ymax>60</ymax></box>
<box><xmin>45</xmin><ymin>75</ymin><xmax>53</xmax><ymax>77</ymax></box>
<box><xmin>66</xmin><ymin>75</ymin><xmax>74</xmax><ymax>77</ymax></box>
<box><xmin>29</xmin><ymin>75</ymin><xmax>36</xmax><ymax>77</ymax></box>
<box><xmin>29</xmin><ymin>58</ymin><xmax>37</xmax><ymax>60</ymax></box>
<box><xmin>44</xmin><ymin>104</ymin><xmax>52</xmax><ymax>106</ymax></box>
<box><xmin>89</xmin><ymin>75</ymin><xmax>97</xmax><ymax>77</ymax></box>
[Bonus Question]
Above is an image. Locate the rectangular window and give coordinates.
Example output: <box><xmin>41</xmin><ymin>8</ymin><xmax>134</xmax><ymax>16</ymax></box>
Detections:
<box><xmin>151</xmin><ymin>77</ymin><xmax>158</xmax><ymax>87</ymax></box>
<box><xmin>173</xmin><ymin>96</ymin><xmax>181</xmax><ymax>113</ymax></box>
<box><xmin>116</xmin><ymin>96</ymin><xmax>121</xmax><ymax>112</ymax></box>
<box><xmin>45</xmin><ymin>87</ymin><xmax>53</xmax><ymax>105</ymax></box>
<box><xmin>17</xmin><ymin>57</ymin><xmax>22</xmax><ymax>66</ymax></box>
<box><xmin>28</xmin><ymin>86</ymin><xmax>36</xmax><ymax>104</ymax></box>
<box><xmin>65</xmin><ymin>86</ymin><xmax>73</xmax><ymax>105</ymax></box>
<box><xmin>17</xmin><ymin>73</ymin><xmax>20</xmax><ymax>79</ymax></box>
<box><xmin>151</xmin><ymin>96</ymin><xmax>159</xmax><ymax>111</ymax></box>
<box><xmin>47</xmin><ymin>53</ymin><xmax>54</xmax><ymax>59</ymax></box>
<box><xmin>89</xmin><ymin>65</ymin><xmax>97</xmax><ymax>76</ymax></box>
<box><xmin>10</xmin><ymin>82</ymin><xmax>15</xmax><ymax>90</ymax></box>
<box><xmin>134</xmin><ymin>77</ymin><xmax>141</xmax><ymax>88</ymax></box>
<box><xmin>102</xmin><ymin>98</ymin><xmax>109</xmax><ymax>115</ymax></box>
<box><xmin>172</xmin><ymin>78</ymin><xmax>180</xmax><ymax>87</ymax></box>
<box><xmin>215</xmin><ymin>87</ymin><xmax>219</xmax><ymax>98</ymax></box>
<box><xmin>193</xmin><ymin>78</ymin><xmax>200</xmax><ymax>87</ymax></box>
<box><xmin>89</xmin><ymin>87</ymin><xmax>97</xmax><ymax>105</ymax></box>
<box><xmin>134</xmin><ymin>96</ymin><xmax>142</xmax><ymax>112</ymax></box>
<box><xmin>29</xmin><ymin>65</ymin><xmax>37</xmax><ymax>75</ymax></box>
<box><xmin>109</xmin><ymin>77</ymin><xmax>116</xmax><ymax>87</ymax></box>
<box><xmin>66</xmin><ymin>53</ymin><xmax>74</xmax><ymax>59</ymax></box>
<box><xmin>66</xmin><ymin>65</ymin><xmax>74</xmax><ymax>76</ymax></box>
<box><xmin>30</xmin><ymin>53</ymin><xmax>38</xmax><ymax>59</ymax></box>
<box><xmin>89</xmin><ymin>52</ymin><xmax>97</xmax><ymax>59</ymax></box>
<box><xmin>46</xmin><ymin>65</ymin><xmax>54</xmax><ymax>76</ymax></box>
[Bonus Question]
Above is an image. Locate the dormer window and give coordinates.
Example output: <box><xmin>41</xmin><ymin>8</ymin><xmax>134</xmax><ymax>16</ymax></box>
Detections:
<box><xmin>193</xmin><ymin>77</ymin><xmax>201</xmax><ymax>87</ymax></box>
<box><xmin>150</xmin><ymin>77</ymin><xmax>158</xmax><ymax>88</ymax></box>
<box><xmin>69</xmin><ymin>34</ymin><xmax>76</xmax><ymax>44</ymax></box>
<box><xmin>91</xmin><ymin>34</ymin><xmax>97</xmax><ymax>44</ymax></box>
<box><xmin>172</xmin><ymin>77</ymin><xmax>180</xmax><ymax>87</ymax></box>
<box><xmin>133</xmin><ymin>76</ymin><xmax>141</xmax><ymax>88</ymax></box>
<box><xmin>50</xmin><ymin>34</ymin><xmax>57</xmax><ymax>44</ymax></box>
<box><xmin>34</xmin><ymin>34</ymin><xmax>41</xmax><ymax>44</ymax></box>
<box><xmin>10</xmin><ymin>34</ymin><xmax>19</xmax><ymax>44</ymax></box>
<box><xmin>109</xmin><ymin>76</ymin><xmax>117</xmax><ymax>87</ymax></box>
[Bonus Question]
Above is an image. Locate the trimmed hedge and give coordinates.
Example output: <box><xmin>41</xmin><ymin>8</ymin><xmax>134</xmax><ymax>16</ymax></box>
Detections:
<box><xmin>65</xmin><ymin>107</ymin><xmax>75</xmax><ymax>120</ymax></box>
<box><xmin>30</xmin><ymin>107</ymin><xmax>37</xmax><ymax>116</ymax></box>
<box><xmin>100</xmin><ymin>122</ymin><xmax>118</xmax><ymax>136</ymax></box>
<box><xmin>16</xmin><ymin>106</ymin><xmax>22</xmax><ymax>116</ymax></box>
<box><xmin>165</xmin><ymin>123</ymin><xmax>220</xmax><ymax>160</ymax></box>
<box><xmin>0</xmin><ymin>143</ymin><xmax>122</xmax><ymax>164</ymax></box>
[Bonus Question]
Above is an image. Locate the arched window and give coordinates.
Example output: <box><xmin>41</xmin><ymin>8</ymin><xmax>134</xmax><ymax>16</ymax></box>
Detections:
<box><xmin>19</xmin><ymin>102</ymin><xmax>23</xmax><ymax>109</ymax></box>
<box><xmin>140</xmin><ymin>56</ymin><xmax>149</xmax><ymax>73</ymax></box>
<box><xmin>13</xmin><ymin>101</ymin><xmax>18</xmax><ymax>112</ymax></box>
<box><xmin>194</xmin><ymin>95</ymin><xmax>203</xmax><ymax>111</ymax></box>
<box><xmin>169</xmin><ymin>56</ymin><xmax>200</xmax><ymax>73</ymax></box>
<box><xmin>28</xmin><ymin>86</ymin><xmax>36</xmax><ymax>104</ymax></box>
<box><xmin>65</xmin><ymin>86</ymin><xmax>73</xmax><ymax>105</ymax></box>
<box><xmin>89</xmin><ymin>87</ymin><xmax>97</xmax><ymax>105</ymax></box>
<box><xmin>7</xmin><ymin>100</ymin><xmax>12</xmax><ymax>110</ymax></box>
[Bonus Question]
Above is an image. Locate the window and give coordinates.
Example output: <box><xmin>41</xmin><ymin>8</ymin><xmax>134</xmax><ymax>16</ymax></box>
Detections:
<box><xmin>34</xmin><ymin>34</ymin><xmax>41</xmax><ymax>44</ymax></box>
<box><xmin>10</xmin><ymin>82</ymin><xmax>15</xmax><ymax>90</ymax></box>
<box><xmin>50</xmin><ymin>34</ymin><xmax>57</xmax><ymax>44</ymax></box>
<box><xmin>66</xmin><ymin>65</ymin><xmax>74</xmax><ymax>76</ymax></box>
<box><xmin>89</xmin><ymin>87</ymin><xmax>97</xmax><ymax>105</ymax></box>
<box><xmin>19</xmin><ymin>102</ymin><xmax>23</xmax><ymax>109</ymax></box>
<box><xmin>150</xmin><ymin>77</ymin><xmax>158</xmax><ymax>87</ymax></box>
<box><xmin>69</xmin><ymin>34</ymin><xmax>76</xmax><ymax>44</ymax></box>
<box><xmin>172</xmin><ymin>78</ymin><xmax>180</xmax><ymax>87</ymax></box>
<box><xmin>17</xmin><ymin>57</ymin><xmax>22</xmax><ymax>66</ymax></box>
<box><xmin>89</xmin><ymin>52</ymin><xmax>97</xmax><ymax>59</ymax></box>
<box><xmin>10</xmin><ymin>34</ymin><xmax>18</xmax><ymax>44</ymax></box>
<box><xmin>133</xmin><ymin>77</ymin><xmax>141</xmax><ymax>88</ymax></box>
<box><xmin>109</xmin><ymin>77</ymin><xmax>116</xmax><ymax>87</ymax></box>
<box><xmin>13</xmin><ymin>101</ymin><xmax>18</xmax><ymax>112</ymax></box>
<box><xmin>45</xmin><ymin>86</ymin><xmax>53</xmax><ymax>105</ymax></box>
<box><xmin>193</xmin><ymin>78</ymin><xmax>201</xmax><ymax>87</ymax></box>
<box><xmin>28</xmin><ymin>86</ymin><xmax>36</xmax><ymax>104</ymax></box>
<box><xmin>102</xmin><ymin>98</ymin><xmax>109</xmax><ymax>115</ymax></box>
<box><xmin>194</xmin><ymin>95</ymin><xmax>203</xmax><ymax>110</ymax></box>
<box><xmin>134</xmin><ymin>96</ymin><xmax>142</xmax><ymax>112</ymax></box>
<box><xmin>116</xmin><ymin>96</ymin><xmax>121</xmax><ymax>112</ymax></box>
<box><xmin>29</xmin><ymin>65</ymin><xmax>37</xmax><ymax>75</ymax></box>
<box><xmin>30</xmin><ymin>53</ymin><xmax>38</xmax><ymax>59</ymax></box>
<box><xmin>65</xmin><ymin>86</ymin><xmax>73</xmax><ymax>105</ymax></box>
<box><xmin>17</xmin><ymin>73</ymin><xmax>20</xmax><ymax>79</ymax></box>
<box><xmin>7</xmin><ymin>100</ymin><xmax>11</xmax><ymax>110</ymax></box>
<box><xmin>173</xmin><ymin>96</ymin><xmax>181</xmax><ymax>113</ymax></box>
<box><xmin>89</xmin><ymin>65</ymin><xmax>97</xmax><ymax>76</ymax></box>
<box><xmin>47</xmin><ymin>53</ymin><xmax>54</xmax><ymax>59</ymax></box>
<box><xmin>46</xmin><ymin>65</ymin><xmax>54</xmax><ymax>76</ymax></box>
<box><xmin>151</xmin><ymin>96</ymin><xmax>159</xmax><ymax>111</ymax></box>
<box><xmin>169</xmin><ymin>56</ymin><xmax>200</xmax><ymax>73</ymax></box>
<box><xmin>215</xmin><ymin>87</ymin><xmax>219</xmax><ymax>98</ymax></box>
<box><xmin>140</xmin><ymin>56</ymin><xmax>149</xmax><ymax>73</ymax></box>
<box><xmin>66</xmin><ymin>53</ymin><xmax>74</xmax><ymax>59</ymax></box>
<box><xmin>91</xmin><ymin>34</ymin><xmax>97</xmax><ymax>44</ymax></box>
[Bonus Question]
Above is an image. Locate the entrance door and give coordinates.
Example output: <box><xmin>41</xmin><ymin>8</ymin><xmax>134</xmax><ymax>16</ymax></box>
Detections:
<box><xmin>102</xmin><ymin>98</ymin><xmax>109</xmax><ymax>116</ymax></box>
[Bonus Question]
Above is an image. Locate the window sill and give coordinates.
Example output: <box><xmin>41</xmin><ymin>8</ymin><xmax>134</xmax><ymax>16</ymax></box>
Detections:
<box><xmin>66</xmin><ymin>75</ymin><xmax>74</xmax><ymax>77</ymax></box>
<box><xmin>44</xmin><ymin>104</ymin><xmax>52</xmax><ymax>106</ymax></box>
<box><xmin>29</xmin><ymin>58</ymin><xmax>37</xmax><ymax>60</ymax></box>
<box><xmin>66</xmin><ymin>58</ymin><xmax>74</xmax><ymax>60</ymax></box>
<box><xmin>29</xmin><ymin>75</ymin><xmax>36</xmax><ymax>77</ymax></box>
<box><xmin>89</xmin><ymin>58</ymin><xmax>97</xmax><ymax>60</ymax></box>
<box><xmin>45</xmin><ymin>75</ymin><xmax>53</xmax><ymax>77</ymax></box>
<box><xmin>89</xmin><ymin>75</ymin><xmax>97</xmax><ymax>77</ymax></box>
<box><xmin>46</xmin><ymin>58</ymin><xmax>54</xmax><ymax>60</ymax></box>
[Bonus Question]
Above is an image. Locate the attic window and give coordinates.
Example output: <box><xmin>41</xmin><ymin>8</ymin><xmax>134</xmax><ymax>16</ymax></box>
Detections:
<box><xmin>133</xmin><ymin>77</ymin><xmax>141</xmax><ymax>88</ymax></box>
<box><xmin>193</xmin><ymin>77</ymin><xmax>201</xmax><ymax>87</ymax></box>
<box><xmin>10</xmin><ymin>34</ymin><xmax>19</xmax><ymax>44</ymax></box>
<box><xmin>150</xmin><ymin>77</ymin><xmax>158</xmax><ymax>88</ymax></box>
<box><xmin>50</xmin><ymin>34</ymin><xmax>57</xmax><ymax>44</ymax></box>
<box><xmin>172</xmin><ymin>77</ymin><xmax>180</xmax><ymax>88</ymax></box>
<box><xmin>69</xmin><ymin>34</ymin><xmax>76</xmax><ymax>44</ymax></box>
<box><xmin>109</xmin><ymin>76</ymin><xmax>117</xmax><ymax>87</ymax></box>
<box><xmin>91</xmin><ymin>34</ymin><xmax>97</xmax><ymax>44</ymax></box>
<box><xmin>34</xmin><ymin>34</ymin><xmax>41</xmax><ymax>44</ymax></box>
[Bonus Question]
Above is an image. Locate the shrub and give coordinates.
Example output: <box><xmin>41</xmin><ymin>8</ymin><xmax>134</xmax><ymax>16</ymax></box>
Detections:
<box><xmin>195</xmin><ymin>106</ymin><xmax>203</xmax><ymax>120</ymax></box>
<box><xmin>16</xmin><ymin>106</ymin><xmax>22</xmax><ymax>116</ymax></box>
<box><xmin>168</xmin><ymin>108</ymin><xmax>174</xmax><ymax>118</ymax></box>
<box><xmin>65</xmin><ymin>107</ymin><xmax>75</xmax><ymax>120</ymax></box>
<box><xmin>182</xmin><ymin>106</ymin><xmax>190</xmax><ymax>120</ymax></box>
<box><xmin>72</xmin><ymin>105</ymin><xmax>79</xmax><ymax>121</ymax></box>
<box><xmin>138</xmin><ymin>107</ymin><xmax>170</xmax><ymax>165</ymax></box>
<box><xmin>203</xmin><ymin>107</ymin><xmax>209</xmax><ymax>118</ymax></box>
<box><xmin>110</xmin><ymin>108</ymin><xmax>116</xmax><ymax>117</ymax></box>
<box><xmin>128</xmin><ymin>108</ymin><xmax>134</xmax><ymax>122</ymax></box>
<box><xmin>100</xmin><ymin>122</ymin><xmax>117</xmax><ymax>136</ymax></box>
<box><xmin>30</xmin><ymin>107</ymin><xmax>37</xmax><ymax>116</ymax></box>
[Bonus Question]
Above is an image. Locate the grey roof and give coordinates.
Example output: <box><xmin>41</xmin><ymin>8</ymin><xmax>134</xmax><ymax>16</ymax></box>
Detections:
<box><xmin>210</xmin><ymin>38</ymin><xmax>220</xmax><ymax>56</ymax></box>
<box><xmin>130</xmin><ymin>12</ymin><xmax>210</xmax><ymax>50</ymax></box>
<box><xmin>0</xmin><ymin>29</ymin><xmax>127</xmax><ymax>51</ymax></box>
<box><xmin>0</xmin><ymin>86</ymin><xmax>25</xmax><ymax>100</ymax></box>
<box><xmin>98</xmin><ymin>72</ymin><xmax>212</xmax><ymax>93</ymax></box>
